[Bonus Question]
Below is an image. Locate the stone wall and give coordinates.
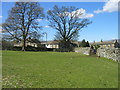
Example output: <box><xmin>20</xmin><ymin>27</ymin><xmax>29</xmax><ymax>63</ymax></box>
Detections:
<box><xmin>74</xmin><ymin>47</ymin><xmax>90</xmax><ymax>55</ymax></box>
<box><xmin>74</xmin><ymin>47</ymin><xmax>120</xmax><ymax>62</ymax></box>
<box><xmin>97</xmin><ymin>47</ymin><xmax>120</xmax><ymax>62</ymax></box>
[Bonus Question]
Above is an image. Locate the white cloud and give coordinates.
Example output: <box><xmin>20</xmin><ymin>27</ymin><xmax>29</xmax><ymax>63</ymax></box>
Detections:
<box><xmin>59</xmin><ymin>8</ymin><xmax>94</xmax><ymax>18</ymax></box>
<box><xmin>45</xmin><ymin>19</ymin><xmax>48</xmax><ymax>22</ymax></box>
<box><xmin>1</xmin><ymin>0</ymin><xmax>108</xmax><ymax>2</ymax></box>
<box><xmin>44</xmin><ymin>25</ymin><xmax>50</xmax><ymax>28</ymax></box>
<box><xmin>94</xmin><ymin>9</ymin><xmax>103</xmax><ymax>13</ymax></box>
<box><xmin>94</xmin><ymin>0</ymin><xmax>120</xmax><ymax>13</ymax></box>
<box><xmin>0</xmin><ymin>16</ymin><xmax>2</xmax><ymax>18</ymax></box>
<box><xmin>71</xmin><ymin>8</ymin><xmax>94</xmax><ymax>18</ymax></box>
<box><xmin>36</xmin><ymin>19</ymin><xmax>42</xmax><ymax>22</ymax></box>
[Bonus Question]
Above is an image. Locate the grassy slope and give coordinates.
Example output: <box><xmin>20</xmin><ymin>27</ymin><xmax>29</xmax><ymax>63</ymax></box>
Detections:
<box><xmin>2</xmin><ymin>51</ymin><xmax>118</xmax><ymax>88</ymax></box>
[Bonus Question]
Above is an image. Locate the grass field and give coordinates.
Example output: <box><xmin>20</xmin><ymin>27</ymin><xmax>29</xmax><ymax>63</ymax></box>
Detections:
<box><xmin>2</xmin><ymin>51</ymin><xmax>118</xmax><ymax>88</ymax></box>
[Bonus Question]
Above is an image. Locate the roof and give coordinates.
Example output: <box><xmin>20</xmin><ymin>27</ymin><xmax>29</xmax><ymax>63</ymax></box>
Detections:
<box><xmin>41</xmin><ymin>40</ymin><xmax>80</xmax><ymax>45</ymax></box>
<box><xmin>71</xmin><ymin>41</ymin><xmax>81</xmax><ymax>45</ymax></box>
<box><xmin>41</xmin><ymin>40</ymin><xmax>60</xmax><ymax>44</ymax></box>
<box><xmin>90</xmin><ymin>39</ymin><xmax>120</xmax><ymax>45</ymax></box>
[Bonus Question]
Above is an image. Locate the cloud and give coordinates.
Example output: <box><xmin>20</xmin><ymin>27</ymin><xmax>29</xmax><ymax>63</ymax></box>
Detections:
<box><xmin>36</xmin><ymin>19</ymin><xmax>42</xmax><ymax>22</ymax></box>
<box><xmin>71</xmin><ymin>8</ymin><xmax>94</xmax><ymax>18</ymax></box>
<box><xmin>59</xmin><ymin>8</ymin><xmax>94</xmax><ymax>18</ymax></box>
<box><xmin>45</xmin><ymin>19</ymin><xmax>48</xmax><ymax>22</ymax></box>
<box><xmin>94</xmin><ymin>0</ymin><xmax>119</xmax><ymax>13</ymax></box>
<box><xmin>44</xmin><ymin>25</ymin><xmax>50</xmax><ymax>28</ymax></box>
<box><xmin>0</xmin><ymin>16</ymin><xmax>2</xmax><ymax>18</ymax></box>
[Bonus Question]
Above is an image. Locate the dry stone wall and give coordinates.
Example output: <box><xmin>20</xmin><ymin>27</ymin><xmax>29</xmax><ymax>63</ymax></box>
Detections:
<box><xmin>74</xmin><ymin>47</ymin><xmax>120</xmax><ymax>62</ymax></box>
<box><xmin>74</xmin><ymin>47</ymin><xmax>90</xmax><ymax>55</ymax></box>
<box><xmin>97</xmin><ymin>47</ymin><xmax>120</xmax><ymax>62</ymax></box>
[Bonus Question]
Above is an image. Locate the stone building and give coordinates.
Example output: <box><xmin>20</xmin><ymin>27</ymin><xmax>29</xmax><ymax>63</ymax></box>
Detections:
<box><xmin>41</xmin><ymin>40</ymin><xmax>59</xmax><ymax>49</ymax></box>
<box><xmin>14</xmin><ymin>39</ymin><xmax>41</xmax><ymax>48</ymax></box>
<box><xmin>14</xmin><ymin>40</ymin><xmax>80</xmax><ymax>49</ymax></box>
<box><xmin>14</xmin><ymin>42</ymin><xmax>38</xmax><ymax>47</ymax></box>
<box><xmin>41</xmin><ymin>40</ymin><xmax>80</xmax><ymax>49</ymax></box>
<box><xmin>90</xmin><ymin>39</ymin><xmax>120</xmax><ymax>48</ymax></box>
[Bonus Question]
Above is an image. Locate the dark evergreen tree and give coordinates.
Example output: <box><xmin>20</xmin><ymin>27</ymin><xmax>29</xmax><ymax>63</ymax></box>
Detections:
<box><xmin>86</xmin><ymin>41</ymin><xmax>90</xmax><ymax>47</ymax></box>
<box><xmin>80</xmin><ymin>39</ymin><xmax>86</xmax><ymax>47</ymax></box>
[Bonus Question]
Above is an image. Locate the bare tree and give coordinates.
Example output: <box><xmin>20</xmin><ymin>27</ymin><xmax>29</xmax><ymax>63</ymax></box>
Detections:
<box><xmin>47</xmin><ymin>5</ymin><xmax>91</xmax><ymax>49</ymax></box>
<box><xmin>2</xmin><ymin>2</ymin><xmax>44</xmax><ymax>51</ymax></box>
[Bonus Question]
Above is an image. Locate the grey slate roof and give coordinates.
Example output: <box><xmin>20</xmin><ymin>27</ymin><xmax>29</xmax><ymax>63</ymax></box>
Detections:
<box><xmin>90</xmin><ymin>39</ymin><xmax>120</xmax><ymax>45</ymax></box>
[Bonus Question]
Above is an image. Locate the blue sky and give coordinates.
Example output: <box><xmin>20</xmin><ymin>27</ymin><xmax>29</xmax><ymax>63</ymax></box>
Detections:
<box><xmin>0</xmin><ymin>1</ymin><xmax>118</xmax><ymax>42</ymax></box>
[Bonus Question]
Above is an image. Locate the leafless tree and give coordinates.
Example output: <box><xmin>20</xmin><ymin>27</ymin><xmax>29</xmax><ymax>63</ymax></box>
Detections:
<box><xmin>2</xmin><ymin>2</ymin><xmax>44</xmax><ymax>51</ymax></box>
<box><xmin>47</xmin><ymin>5</ymin><xmax>91</xmax><ymax>49</ymax></box>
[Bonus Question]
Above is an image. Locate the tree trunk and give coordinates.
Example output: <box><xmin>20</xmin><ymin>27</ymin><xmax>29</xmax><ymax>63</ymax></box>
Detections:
<box><xmin>22</xmin><ymin>39</ymin><xmax>26</xmax><ymax>51</ymax></box>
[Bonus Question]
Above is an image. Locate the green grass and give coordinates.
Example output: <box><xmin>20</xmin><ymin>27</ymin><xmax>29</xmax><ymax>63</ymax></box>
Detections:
<box><xmin>2</xmin><ymin>51</ymin><xmax>118</xmax><ymax>88</ymax></box>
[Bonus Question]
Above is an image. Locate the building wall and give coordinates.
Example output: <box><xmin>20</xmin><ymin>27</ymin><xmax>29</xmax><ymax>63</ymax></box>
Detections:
<box><xmin>46</xmin><ymin>44</ymin><xmax>59</xmax><ymax>48</ymax></box>
<box><xmin>14</xmin><ymin>42</ymin><xmax>38</xmax><ymax>47</ymax></box>
<box><xmin>100</xmin><ymin>44</ymin><xmax>114</xmax><ymax>48</ymax></box>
